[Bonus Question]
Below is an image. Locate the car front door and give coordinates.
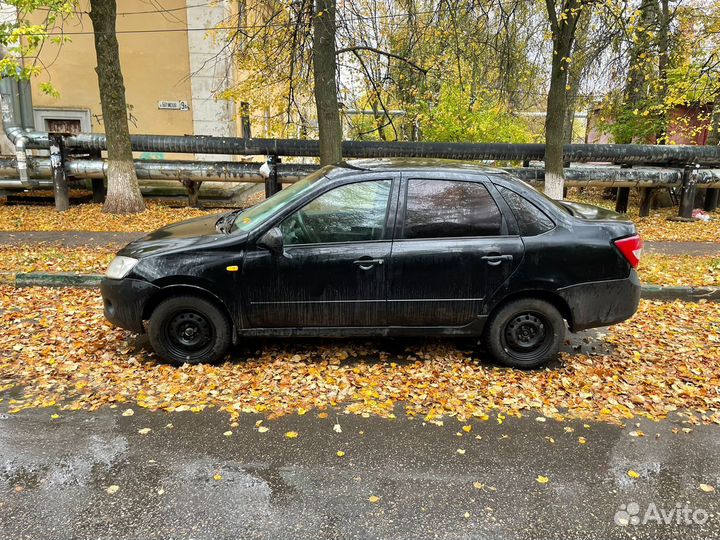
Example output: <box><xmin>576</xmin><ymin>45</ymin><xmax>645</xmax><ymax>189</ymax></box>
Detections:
<box><xmin>241</xmin><ymin>176</ymin><xmax>398</xmax><ymax>328</ymax></box>
<box><xmin>387</xmin><ymin>174</ymin><xmax>524</xmax><ymax>327</ymax></box>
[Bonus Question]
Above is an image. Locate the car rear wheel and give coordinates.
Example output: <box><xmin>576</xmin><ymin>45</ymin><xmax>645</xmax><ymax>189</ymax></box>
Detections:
<box><xmin>148</xmin><ymin>295</ymin><xmax>231</xmax><ymax>365</ymax></box>
<box><xmin>485</xmin><ymin>298</ymin><xmax>564</xmax><ymax>369</ymax></box>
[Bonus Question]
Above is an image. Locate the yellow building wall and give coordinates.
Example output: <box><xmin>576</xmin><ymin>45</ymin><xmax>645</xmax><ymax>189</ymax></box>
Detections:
<box><xmin>30</xmin><ymin>0</ymin><xmax>194</xmax><ymax>137</ymax></box>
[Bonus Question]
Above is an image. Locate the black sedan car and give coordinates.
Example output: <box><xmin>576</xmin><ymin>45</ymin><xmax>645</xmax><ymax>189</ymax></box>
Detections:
<box><xmin>101</xmin><ymin>158</ymin><xmax>642</xmax><ymax>368</ymax></box>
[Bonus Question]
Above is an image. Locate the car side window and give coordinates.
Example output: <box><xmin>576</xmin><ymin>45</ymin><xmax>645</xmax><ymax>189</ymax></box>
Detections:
<box><xmin>402</xmin><ymin>179</ymin><xmax>503</xmax><ymax>239</ymax></box>
<box><xmin>497</xmin><ymin>186</ymin><xmax>555</xmax><ymax>236</ymax></box>
<box><xmin>279</xmin><ymin>180</ymin><xmax>392</xmax><ymax>245</ymax></box>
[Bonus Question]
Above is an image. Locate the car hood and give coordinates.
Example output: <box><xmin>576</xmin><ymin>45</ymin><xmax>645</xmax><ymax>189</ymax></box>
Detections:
<box><xmin>118</xmin><ymin>213</ymin><xmax>229</xmax><ymax>258</ymax></box>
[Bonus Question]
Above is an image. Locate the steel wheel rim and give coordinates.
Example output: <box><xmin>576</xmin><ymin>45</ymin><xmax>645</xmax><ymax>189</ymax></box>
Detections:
<box><xmin>502</xmin><ymin>311</ymin><xmax>552</xmax><ymax>360</ymax></box>
<box><xmin>163</xmin><ymin>309</ymin><xmax>214</xmax><ymax>360</ymax></box>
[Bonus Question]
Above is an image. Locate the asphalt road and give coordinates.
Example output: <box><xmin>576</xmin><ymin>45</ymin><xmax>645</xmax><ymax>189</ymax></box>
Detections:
<box><xmin>1</xmin><ymin>393</ymin><xmax>718</xmax><ymax>540</ymax></box>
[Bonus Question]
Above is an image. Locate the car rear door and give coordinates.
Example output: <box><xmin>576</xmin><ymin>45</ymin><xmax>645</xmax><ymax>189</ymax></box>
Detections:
<box><xmin>387</xmin><ymin>173</ymin><xmax>524</xmax><ymax>327</ymax></box>
<box><xmin>241</xmin><ymin>174</ymin><xmax>399</xmax><ymax>328</ymax></box>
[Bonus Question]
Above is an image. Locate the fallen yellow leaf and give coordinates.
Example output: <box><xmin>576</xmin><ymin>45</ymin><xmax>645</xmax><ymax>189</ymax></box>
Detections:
<box><xmin>336</xmin><ymin>451</ymin><xmax>345</xmax><ymax>457</ymax></box>
<box><xmin>699</xmin><ymin>483</ymin><xmax>715</xmax><ymax>493</ymax></box>
<box><xmin>285</xmin><ymin>431</ymin><xmax>298</xmax><ymax>439</ymax></box>
<box><xmin>368</xmin><ymin>495</ymin><xmax>380</xmax><ymax>503</ymax></box>
<box><xmin>628</xmin><ymin>470</ymin><xmax>640</xmax><ymax>479</ymax></box>
<box><xmin>536</xmin><ymin>475</ymin><xmax>549</xmax><ymax>484</ymax></box>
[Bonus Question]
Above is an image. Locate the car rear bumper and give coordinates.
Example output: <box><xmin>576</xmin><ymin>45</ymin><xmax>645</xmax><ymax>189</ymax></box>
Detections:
<box><xmin>557</xmin><ymin>271</ymin><xmax>641</xmax><ymax>332</ymax></box>
<box><xmin>100</xmin><ymin>277</ymin><xmax>159</xmax><ymax>333</ymax></box>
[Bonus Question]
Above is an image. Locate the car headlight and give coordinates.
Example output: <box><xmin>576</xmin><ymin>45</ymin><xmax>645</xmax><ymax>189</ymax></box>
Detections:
<box><xmin>106</xmin><ymin>256</ymin><xmax>139</xmax><ymax>279</ymax></box>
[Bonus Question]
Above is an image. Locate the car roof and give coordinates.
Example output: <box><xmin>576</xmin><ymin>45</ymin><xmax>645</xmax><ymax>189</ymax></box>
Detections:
<box><xmin>327</xmin><ymin>157</ymin><xmax>511</xmax><ymax>178</ymax></box>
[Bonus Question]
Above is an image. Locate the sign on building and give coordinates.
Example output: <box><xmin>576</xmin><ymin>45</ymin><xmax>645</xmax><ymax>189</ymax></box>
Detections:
<box><xmin>158</xmin><ymin>100</ymin><xmax>190</xmax><ymax>111</ymax></box>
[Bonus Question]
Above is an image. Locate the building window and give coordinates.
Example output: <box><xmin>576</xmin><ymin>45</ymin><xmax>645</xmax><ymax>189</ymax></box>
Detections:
<box><xmin>33</xmin><ymin>108</ymin><xmax>91</xmax><ymax>134</ymax></box>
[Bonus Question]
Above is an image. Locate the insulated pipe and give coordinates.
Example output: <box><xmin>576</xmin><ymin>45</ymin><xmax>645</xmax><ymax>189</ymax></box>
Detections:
<box><xmin>0</xmin><ymin>76</ymin><xmax>44</xmax><ymax>187</ymax></box>
<box><xmin>2</xmin><ymin>158</ymin><xmax>720</xmax><ymax>188</ymax></box>
<box><xmin>507</xmin><ymin>166</ymin><xmax>685</xmax><ymax>185</ymax></box>
<box><xmin>17</xmin><ymin>79</ymin><xmax>34</xmax><ymax>130</ymax></box>
<box><xmin>36</xmin><ymin>134</ymin><xmax>720</xmax><ymax>165</ymax></box>
<box><xmin>64</xmin><ymin>158</ymin><xmax>318</xmax><ymax>183</ymax></box>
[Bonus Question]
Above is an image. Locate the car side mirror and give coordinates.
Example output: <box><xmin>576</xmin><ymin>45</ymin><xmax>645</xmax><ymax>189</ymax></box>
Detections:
<box><xmin>258</xmin><ymin>227</ymin><xmax>284</xmax><ymax>255</ymax></box>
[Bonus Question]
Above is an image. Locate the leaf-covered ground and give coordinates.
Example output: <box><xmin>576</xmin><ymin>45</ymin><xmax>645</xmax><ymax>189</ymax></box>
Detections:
<box><xmin>1</xmin><ymin>286</ymin><xmax>718</xmax><ymax>425</ymax></box>
<box><xmin>0</xmin><ymin>246</ymin><xmax>717</xmax><ymax>287</ymax></box>
<box><xmin>0</xmin><ymin>201</ymin><xmax>215</xmax><ymax>232</ymax></box>
<box><xmin>0</xmin><ymin>245</ymin><xmax>115</xmax><ymax>274</ymax></box>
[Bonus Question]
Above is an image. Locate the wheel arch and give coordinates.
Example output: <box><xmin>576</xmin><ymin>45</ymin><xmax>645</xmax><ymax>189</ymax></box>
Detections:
<box><xmin>142</xmin><ymin>285</ymin><xmax>236</xmax><ymax>333</ymax></box>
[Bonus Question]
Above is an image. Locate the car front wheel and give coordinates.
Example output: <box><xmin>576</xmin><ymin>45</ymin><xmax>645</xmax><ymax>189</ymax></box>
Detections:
<box><xmin>148</xmin><ymin>295</ymin><xmax>232</xmax><ymax>365</ymax></box>
<box><xmin>485</xmin><ymin>298</ymin><xmax>565</xmax><ymax>369</ymax></box>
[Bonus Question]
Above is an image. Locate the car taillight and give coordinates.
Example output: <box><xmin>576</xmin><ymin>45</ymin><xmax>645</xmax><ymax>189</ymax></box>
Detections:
<box><xmin>614</xmin><ymin>234</ymin><xmax>643</xmax><ymax>269</ymax></box>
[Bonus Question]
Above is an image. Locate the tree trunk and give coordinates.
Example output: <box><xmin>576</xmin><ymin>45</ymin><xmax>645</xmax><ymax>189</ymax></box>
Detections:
<box><xmin>544</xmin><ymin>0</ymin><xmax>583</xmax><ymax>200</ymax></box>
<box><xmin>313</xmin><ymin>0</ymin><xmax>342</xmax><ymax>165</ymax></box>
<box><xmin>89</xmin><ymin>0</ymin><xmax>144</xmax><ymax>214</ymax></box>
<box><xmin>563</xmin><ymin>8</ymin><xmax>590</xmax><ymax>144</ymax></box>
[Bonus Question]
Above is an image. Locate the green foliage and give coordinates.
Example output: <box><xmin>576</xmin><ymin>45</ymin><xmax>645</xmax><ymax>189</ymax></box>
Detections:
<box><xmin>417</xmin><ymin>83</ymin><xmax>533</xmax><ymax>143</ymax></box>
<box><xmin>599</xmin><ymin>93</ymin><xmax>666</xmax><ymax>144</ymax></box>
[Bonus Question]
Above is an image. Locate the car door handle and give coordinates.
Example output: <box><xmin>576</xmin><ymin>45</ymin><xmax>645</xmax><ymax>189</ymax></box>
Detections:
<box><xmin>481</xmin><ymin>254</ymin><xmax>513</xmax><ymax>266</ymax></box>
<box><xmin>353</xmin><ymin>258</ymin><xmax>384</xmax><ymax>270</ymax></box>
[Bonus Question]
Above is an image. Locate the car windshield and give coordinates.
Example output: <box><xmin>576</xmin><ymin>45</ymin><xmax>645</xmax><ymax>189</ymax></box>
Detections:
<box><xmin>230</xmin><ymin>166</ymin><xmax>332</xmax><ymax>233</ymax></box>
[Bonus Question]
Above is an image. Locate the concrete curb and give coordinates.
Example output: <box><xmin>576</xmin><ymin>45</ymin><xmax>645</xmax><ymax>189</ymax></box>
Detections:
<box><xmin>11</xmin><ymin>272</ymin><xmax>103</xmax><ymax>288</ymax></box>
<box><xmin>1</xmin><ymin>272</ymin><xmax>719</xmax><ymax>302</ymax></box>
<box><xmin>639</xmin><ymin>284</ymin><xmax>720</xmax><ymax>302</ymax></box>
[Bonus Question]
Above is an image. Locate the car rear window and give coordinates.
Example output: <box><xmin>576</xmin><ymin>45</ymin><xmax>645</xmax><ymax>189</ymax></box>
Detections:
<box><xmin>497</xmin><ymin>186</ymin><xmax>555</xmax><ymax>236</ymax></box>
<box><xmin>402</xmin><ymin>179</ymin><xmax>503</xmax><ymax>239</ymax></box>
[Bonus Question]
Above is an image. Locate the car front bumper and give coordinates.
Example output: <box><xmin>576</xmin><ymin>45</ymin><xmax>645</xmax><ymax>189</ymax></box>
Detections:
<box><xmin>100</xmin><ymin>277</ymin><xmax>160</xmax><ymax>333</ymax></box>
<box><xmin>557</xmin><ymin>270</ymin><xmax>642</xmax><ymax>332</ymax></box>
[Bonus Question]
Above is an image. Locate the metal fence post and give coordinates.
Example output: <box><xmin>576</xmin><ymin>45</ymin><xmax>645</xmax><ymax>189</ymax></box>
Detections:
<box><xmin>265</xmin><ymin>154</ymin><xmax>281</xmax><ymax>197</ymax></box>
<box><xmin>89</xmin><ymin>149</ymin><xmax>106</xmax><ymax>203</ymax></box>
<box><xmin>678</xmin><ymin>165</ymin><xmax>698</xmax><ymax>219</ymax></box>
<box><xmin>638</xmin><ymin>188</ymin><xmax>656</xmax><ymax>217</ymax></box>
<box><xmin>615</xmin><ymin>187</ymin><xmax>630</xmax><ymax>213</ymax></box>
<box><xmin>703</xmin><ymin>188</ymin><xmax>719</xmax><ymax>212</ymax></box>
<box><xmin>49</xmin><ymin>133</ymin><xmax>69</xmax><ymax>212</ymax></box>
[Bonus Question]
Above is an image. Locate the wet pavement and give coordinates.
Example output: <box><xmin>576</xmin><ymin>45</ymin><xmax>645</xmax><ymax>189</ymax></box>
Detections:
<box><xmin>1</xmin><ymin>393</ymin><xmax>718</xmax><ymax>539</ymax></box>
<box><xmin>644</xmin><ymin>241</ymin><xmax>720</xmax><ymax>257</ymax></box>
<box><xmin>0</xmin><ymin>231</ymin><xmax>143</xmax><ymax>249</ymax></box>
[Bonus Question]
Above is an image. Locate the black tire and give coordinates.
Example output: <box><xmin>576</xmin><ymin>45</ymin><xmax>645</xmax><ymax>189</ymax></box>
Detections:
<box><xmin>484</xmin><ymin>298</ymin><xmax>565</xmax><ymax>369</ymax></box>
<box><xmin>148</xmin><ymin>295</ymin><xmax>232</xmax><ymax>365</ymax></box>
